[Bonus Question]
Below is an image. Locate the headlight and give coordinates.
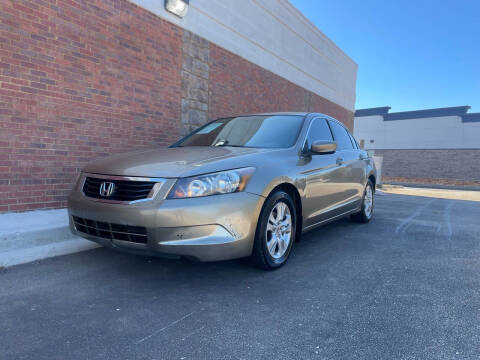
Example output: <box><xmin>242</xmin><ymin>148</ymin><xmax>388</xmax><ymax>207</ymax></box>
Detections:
<box><xmin>168</xmin><ymin>167</ymin><xmax>255</xmax><ymax>199</ymax></box>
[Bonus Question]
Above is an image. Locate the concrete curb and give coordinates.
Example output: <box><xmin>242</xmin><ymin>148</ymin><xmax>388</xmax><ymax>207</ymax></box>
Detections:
<box><xmin>0</xmin><ymin>239</ymin><xmax>99</xmax><ymax>268</ymax></box>
<box><xmin>0</xmin><ymin>208</ymin><xmax>99</xmax><ymax>267</ymax></box>
<box><xmin>382</xmin><ymin>183</ymin><xmax>480</xmax><ymax>192</ymax></box>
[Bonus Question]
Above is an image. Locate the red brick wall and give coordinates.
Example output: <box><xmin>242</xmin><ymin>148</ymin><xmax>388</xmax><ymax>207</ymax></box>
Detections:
<box><xmin>310</xmin><ymin>94</ymin><xmax>354</xmax><ymax>131</ymax></box>
<box><xmin>0</xmin><ymin>0</ymin><xmax>353</xmax><ymax>213</ymax></box>
<box><xmin>208</xmin><ymin>44</ymin><xmax>306</xmax><ymax>117</ymax></box>
<box><xmin>0</xmin><ymin>0</ymin><xmax>182</xmax><ymax>212</ymax></box>
<box><xmin>208</xmin><ymin>44</ymin><xmax>353</xmax><ymax>129</ymax></box>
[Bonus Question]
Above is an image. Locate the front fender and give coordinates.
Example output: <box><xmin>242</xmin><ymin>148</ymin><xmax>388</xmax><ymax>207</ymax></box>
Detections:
<box><xmin>251</xmin><ymin>175</ymin><xmax>305</xmax><ymax>199</ymax></box>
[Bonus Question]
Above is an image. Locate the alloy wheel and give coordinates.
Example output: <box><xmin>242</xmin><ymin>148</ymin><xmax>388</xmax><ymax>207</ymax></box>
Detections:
<box><xmin>265</xmin><ymin>202</ymin><xmax>292</xmax><ymax>259</ymax></box>
<box><xmin>364</xmin><ymin>184</ymin><xmax>373</xmax><ymax>218</ymax></box>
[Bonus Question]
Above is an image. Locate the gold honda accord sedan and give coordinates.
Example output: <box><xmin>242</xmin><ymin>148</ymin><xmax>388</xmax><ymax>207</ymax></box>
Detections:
<box><xmin>68</xmin><ymin>113</ymin><xmax>376</xmax><ymax>269</ymax></box>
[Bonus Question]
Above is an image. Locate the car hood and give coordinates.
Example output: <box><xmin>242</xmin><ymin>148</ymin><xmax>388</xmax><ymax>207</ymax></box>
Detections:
<box><xmin>83</xmin><ymin>146</ymin><xmax>276</xmax><ymax>178</ymax></box>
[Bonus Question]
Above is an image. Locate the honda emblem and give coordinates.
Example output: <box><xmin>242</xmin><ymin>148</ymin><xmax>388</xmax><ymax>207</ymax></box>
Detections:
<box><xmin>99</xmin><ymin>182</ymin><xmax>115</xmax><ymax>197</ymax></box>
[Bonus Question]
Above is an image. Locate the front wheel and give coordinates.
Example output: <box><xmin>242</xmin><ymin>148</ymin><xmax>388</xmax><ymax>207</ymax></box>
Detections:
<box><xmin>251</xmin><ymin>191</ymin><xmax>296</xmax><ymax>270</ymax></box>
<box><xmin>351</xmin><ymin>179</ymin><xmax>374</xmax><ymax>223</ymax></box>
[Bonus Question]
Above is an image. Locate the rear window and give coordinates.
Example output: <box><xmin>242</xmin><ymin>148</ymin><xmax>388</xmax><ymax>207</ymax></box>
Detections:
<box><xmin>348</xmin><ymin>133</ymin><xmax>358</xmax><ymax>149</ymax></box>
<box><xmin>328</xmin><ymin>120</ymin><xmax>354</xmax><ymax>150</ymax></box>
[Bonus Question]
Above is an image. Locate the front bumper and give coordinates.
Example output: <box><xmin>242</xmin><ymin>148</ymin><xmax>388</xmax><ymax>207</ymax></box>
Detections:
<box><xmin>67</xmin><ymin>183</ymin><xmax>265</xmax><ymax>262</ymax></box>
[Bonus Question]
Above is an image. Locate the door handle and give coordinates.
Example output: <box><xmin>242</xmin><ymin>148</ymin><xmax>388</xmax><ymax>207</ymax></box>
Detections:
<box><xmin>336</xmin><ymin>157</ymin><xmax>344</xmax><ymax>165</ymax></box>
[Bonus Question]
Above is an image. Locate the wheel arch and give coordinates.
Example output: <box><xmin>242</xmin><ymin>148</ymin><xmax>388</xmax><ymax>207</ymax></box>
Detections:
<box><xmin>266</xmin><ymin>183</ymin><xmax>303</xmax><ymax>241</ymax></box>
<box><xmin>367</xmin><ymin>172</ymin><xmax>376</xmax><ymax>191</ymax></box>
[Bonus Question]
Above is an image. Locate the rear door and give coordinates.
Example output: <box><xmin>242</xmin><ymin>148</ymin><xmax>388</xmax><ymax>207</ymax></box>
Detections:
<box><xmin>327</xmin><ymin>120</ymin><xmax>365</xmax><ymax>211</ymax></box>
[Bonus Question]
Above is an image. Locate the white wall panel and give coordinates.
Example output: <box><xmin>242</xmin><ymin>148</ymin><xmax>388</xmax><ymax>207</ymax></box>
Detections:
<box><xmin>354</xmin><ymin>115</ymin><xmax>480</xmax><ymax>149</ymax></box>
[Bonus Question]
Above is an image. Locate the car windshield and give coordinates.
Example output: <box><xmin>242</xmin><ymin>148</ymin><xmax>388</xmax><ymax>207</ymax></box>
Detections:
<box><xmin>174</xmin><ymin>115</ymin><xmax>304</xmax><ymax>148</ymax></box>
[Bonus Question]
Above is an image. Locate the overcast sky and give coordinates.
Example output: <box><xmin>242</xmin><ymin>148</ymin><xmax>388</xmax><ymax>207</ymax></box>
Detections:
<box><xmin>290</xmin><ymin>0</ymin><xmax>480</xmax><ymax>113</ymax></box>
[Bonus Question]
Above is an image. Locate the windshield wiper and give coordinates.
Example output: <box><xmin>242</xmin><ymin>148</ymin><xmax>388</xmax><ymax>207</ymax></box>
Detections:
<box><xmin>212</xmin><ymin>143</ymin><xmax>246</xmax><ymax>148</ymax></box>
<box><xmin>213</xmin><ymin>139</ymin><xmax>228</xmax><ymax>147</ymax></box>
<box><xmin>211</xmin><ymin>139</ymin><xmax>250</xmax><ymax>148</ymax></box>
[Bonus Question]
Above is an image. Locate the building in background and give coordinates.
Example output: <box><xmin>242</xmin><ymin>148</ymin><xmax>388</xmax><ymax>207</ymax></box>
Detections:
<box><xmin>354</xmin><ymin>106</ymin><xmax>480</xmax><ymax>185</ymax></box>
<box><xmin>0</xmin><ymin>0</ymin><xmax>357</xmax><ymax>214</ymax></box>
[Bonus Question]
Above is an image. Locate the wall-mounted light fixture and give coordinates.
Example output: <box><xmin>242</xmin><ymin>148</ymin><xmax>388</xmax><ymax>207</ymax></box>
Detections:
<box><xmin>165</xmin><ymin>0</ymin><xmax>190</xmax><ymax>18</ymax></box>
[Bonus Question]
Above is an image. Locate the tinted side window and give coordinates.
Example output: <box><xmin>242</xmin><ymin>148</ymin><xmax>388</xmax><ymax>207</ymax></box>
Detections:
<box><xmin>348</xmin><ymin>133</ymin><xmax>358</xmax><ymax>149</ymax></box>
<box><xmin>306</xmin><ymin>118</ymin><xmax>333</xmax><ymax>148</ymax></box>
<box><xmin>329</xmin><ymin>121</ymin><xmax>354</xmax><ymax>150</ymax></box>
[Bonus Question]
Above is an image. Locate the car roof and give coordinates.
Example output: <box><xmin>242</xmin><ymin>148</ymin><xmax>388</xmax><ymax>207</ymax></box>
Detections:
<box><xmin>230</xmin><ymin>112</ymin><xmax>342</xmax><ymax>125</ymax></box>
<box><xmin>230</xmin><ymin>112</ymin><xmax>335</xmax><ymax>118</ymax></box>
<box><xmin>245</xmin><ymin>112</ymin><xmax>310</xmax><ymax>116</ymax></box>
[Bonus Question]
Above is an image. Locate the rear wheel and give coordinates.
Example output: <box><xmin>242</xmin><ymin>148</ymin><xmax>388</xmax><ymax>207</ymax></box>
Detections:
<box><xmin>251</xmin><ymin>191</ymin><xmax>296</xmax><ymax>270</ymax></box>
<box><xmin>351</xmin><ymin>179</ymin><xmax>374</xmax><ymax>223</ymax></box>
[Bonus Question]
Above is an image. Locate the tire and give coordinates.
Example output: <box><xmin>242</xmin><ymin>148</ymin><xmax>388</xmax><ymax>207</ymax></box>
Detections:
<box><xmin>251</xmin><ymin>190</ymin><xmax>296</xmax><ymax>270</ymax></box>
<box><xmin>351</xmin><ymin>179</ymin><xmax>374</xmax><ymax>223</ymax></box>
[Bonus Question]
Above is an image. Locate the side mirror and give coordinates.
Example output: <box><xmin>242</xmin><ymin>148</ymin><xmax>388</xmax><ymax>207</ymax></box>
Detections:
<box><xmin>310</xmin><ymin>140</ymin><xmax>337</xmax><ymax>154</ymax></box>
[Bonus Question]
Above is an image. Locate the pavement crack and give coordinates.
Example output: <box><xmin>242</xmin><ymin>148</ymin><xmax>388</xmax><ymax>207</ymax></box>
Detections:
<box><xmin>444</xmin><ymin>200</ymin><xmax>454</xmax><ymax>240</ymax></box>
<box><xmin>135</xmin><ymin>311</ymin><xmax>195</xmax><ymax>345</ymax></box>
<box><xmin>395</xmin><ymin>198</ymin><xmax>435</xmax><ymax>234</ymax></box>
<box><xmin>181</xmin><ymin>325</ymin><xmax>206</xmax><ymax>341</ymax></box>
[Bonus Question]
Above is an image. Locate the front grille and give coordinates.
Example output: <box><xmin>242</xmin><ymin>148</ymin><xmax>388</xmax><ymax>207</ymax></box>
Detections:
<box><xmin>73</xmin><ymin>216</ymin><xmax>148</xmax><ymax>244</ymax></box>
<box><xmin>83</xmin><ymin>176</ymin><xmax>156</xmax><ymax>202</ymax></box>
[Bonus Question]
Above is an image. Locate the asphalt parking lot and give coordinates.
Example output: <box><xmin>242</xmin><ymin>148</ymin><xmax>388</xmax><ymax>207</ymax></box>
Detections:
<box><xmin>2</xmin><ymin>191</ymin><xmax>480</xmax><ymax>360</ymax></box>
